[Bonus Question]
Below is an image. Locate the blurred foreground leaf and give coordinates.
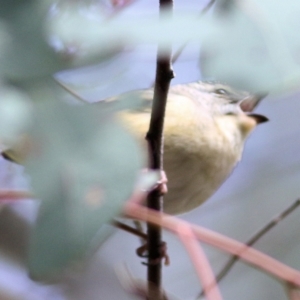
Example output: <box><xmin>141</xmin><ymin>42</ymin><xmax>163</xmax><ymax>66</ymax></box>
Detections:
<box><xmin>0</xmin><ymin>1</ymin><xmax>66</xmax><ymax>81</ymax></box>
<box><xmin>0</xmin><ymin>0</ymin><xmax>121</xmax><ymax>82</ymax></box>
<box><xmin>46</xmin><ymin>0</ymin><xmax>123</xmax><ymax>67</ymax></box>
<box><xmin>2</xmin><ymin>0</ymin><xmax>300</xmax><ymax>95</ymax></box>
<box><xmin>25</xmin><ymin>98</ymin><xmax>144</xmax><ymax>280</ymax></box>
<box><xmin>200</xmin><ymin>0</ymin><xmax>300</xmax><ymax>93</ymax></box>
<box><xmin>0</xmin><ymin>84</ymin><xmax>33</xmax><ymax>146</ymax></box>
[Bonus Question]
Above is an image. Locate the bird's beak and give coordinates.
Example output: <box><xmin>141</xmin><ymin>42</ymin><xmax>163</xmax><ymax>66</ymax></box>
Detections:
<box><xmin>247</xmin><ymin>113</ymin><xmax>269</xmax><ymax>124</ymax></box>
<box><xmin>240</xmin><ymin>93</ymin><xmax>268</xmax><ymax>112</ymax></box>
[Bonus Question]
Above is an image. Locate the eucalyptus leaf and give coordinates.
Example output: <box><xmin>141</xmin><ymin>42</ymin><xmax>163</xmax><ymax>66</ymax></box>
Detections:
<box><xmin>200</xmin><ymin>1</ymin><xmax>300</xmax><ymax>93</ymax></box>
<box><xmin>46</xmin><ymin>1</ymin><xmax>122</xmax><ymax>67</ymax></box>
<box><xmin>25</xmin><ymin>98</ymin><xmax>144</xmax><ymax>280</ymax></box>
<box><xmin>0</xmin><ymin>85</ymin><xmax>33</xmax><ymax>146</ymax></box>
<box><xmin>0</xmin><ymin>1</ymin><xmax>66</xmax><ymax>81</ymax></box>
<box><xmin>47</xmin><ymin>8</ymin><xmax>210</xmax><ymax>60</ymax></box>
<box><xmin>0</xmin><ymin>1</ymin><xmax>120</xmax><ymax>82</ymax></box>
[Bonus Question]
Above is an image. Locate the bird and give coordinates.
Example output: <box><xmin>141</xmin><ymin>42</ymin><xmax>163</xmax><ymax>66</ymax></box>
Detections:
<box><xmin>114</xmin><ymin>81</ymin><xmax>268</xmax><ymax>214</ymax></box>
<box><xmin>2</xmin><ymin>81</ymin><xmax>268</xmax><ymax>215</ymax></box>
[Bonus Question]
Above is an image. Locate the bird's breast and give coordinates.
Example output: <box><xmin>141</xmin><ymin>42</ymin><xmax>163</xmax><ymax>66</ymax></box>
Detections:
<box><xmin>118</xmin><ymin>98</ymin><xmax>245</xmax><ymax>215</ymax></box>
<box><xmin>162</xmin><ymin>113</ymin><xmax>244</xmax><ymax>214</ymax></box>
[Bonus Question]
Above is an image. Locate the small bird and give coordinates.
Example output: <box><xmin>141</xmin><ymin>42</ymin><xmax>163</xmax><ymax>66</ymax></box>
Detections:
<box><xmin>2</xmin><ymin>81</ymin><xmax>268</xmax><ymax>215</ymax></box>
<box><xmin>115</xmin><ymin>81</ymin><xmax>268</xmax><ymax>214</ymax></box>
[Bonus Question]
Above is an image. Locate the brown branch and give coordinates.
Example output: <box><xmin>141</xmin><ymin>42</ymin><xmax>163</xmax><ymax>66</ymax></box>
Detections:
<box><xmin>113</xmin><ymin>220</ymin><xmax>147</xmax><ymax>240</ymax></box>
<box><xmin>198</xmin><ymin>199</ymin><xmax>300</xmax><ymax>298</ymax></box>
<box><xmin>145</xmin><ymin>0</ymin><xmax>174</xmax><ymax>299</ymax></box>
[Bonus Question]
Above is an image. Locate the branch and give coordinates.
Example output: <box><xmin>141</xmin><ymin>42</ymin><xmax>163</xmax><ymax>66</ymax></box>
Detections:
<box><xmin>211</xmin><ymin>199</ymin><xmax>300</xmax><ymax>290</ymax></box>
<box><xmin>113</xmin><ymin>220</ymin><xmax>147</xmax><ymax>240</ymax></box>
<box><xmin>145</xmin><ymin>0</ymin><xmax>174</xmax><ymax>298</ymax></box>
<box><xmin>124</xmin><ymin>201</ymin><xmax>300</xmax><ymax>288</ymax></box>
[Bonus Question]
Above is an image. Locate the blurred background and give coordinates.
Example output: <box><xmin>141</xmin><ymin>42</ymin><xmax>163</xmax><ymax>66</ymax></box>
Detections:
<box><xmin>0</xmin><ymin>0</ymin><xmax>300</xmax><ymax>299</ymax></box>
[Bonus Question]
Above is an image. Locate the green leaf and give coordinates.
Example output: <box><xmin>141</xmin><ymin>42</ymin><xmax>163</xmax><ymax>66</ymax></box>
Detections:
<box><xmin>0</xmin><ymin>1</ymin><xmax>120</xmax><ymax>82</ymax></box>
<box><xmin>0</xmin><ymin>84</ymin><xmax>33</xmax><ymax>146</ymax></box>
<box><xmin>0</xmin><ymin>1</ymin><xmax>66</xmax><ymax>81</ymax></box>
<box><xmin>25</xmin><ymin>98</ymin><xmax>144</xmax><ymax>280</ymax></box>
<box><xmin>45</xmin><ymin>1</ymin><xmax>121</xmax><ymax>67</ymax></box>
<box><xmin>200</xmin><ymin>1</ymin><xmax>300</xmax><ymax>93</ymax></box>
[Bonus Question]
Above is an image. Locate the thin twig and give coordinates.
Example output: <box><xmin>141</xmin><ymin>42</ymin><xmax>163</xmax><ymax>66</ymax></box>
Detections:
<box><xmin>197</xmin><ymin>199</ymin><xmax>300</xmax><ymax>298</ymax></box>
<box><xmin>113</xmin><ymin>220</ymin><xmax>147</xmax><ymax>240</ymax></box>
<box><xmin>124</xmin><ymin>201</ymin><xmax>300</xmax><ymax>287</ymax></box>
<box><xmin>171</xmin><ymin>0</ymin><xmax>216</xmax><ymax>65</ymax></box>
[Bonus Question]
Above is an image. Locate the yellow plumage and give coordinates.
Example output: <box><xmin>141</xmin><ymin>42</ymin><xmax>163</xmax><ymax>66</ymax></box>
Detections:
<box><xmin>116</xmin><ymin>81</ymin><xmax>267</xmax><ymax>214</ymax></box>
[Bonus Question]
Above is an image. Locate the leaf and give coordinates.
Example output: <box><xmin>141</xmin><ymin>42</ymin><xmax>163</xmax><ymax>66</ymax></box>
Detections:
<box><xmin>0</xmin><ymin>84</ymin><xmax>33</xmax><ymax>146</ymax></box>
<box><xmin>0</xmin><ymin>1</ymin><xmax>120</xmax><ymax>82</ymax></box>
<box><xmin>200</xmin><ymin>1</ymin><xmax>300</xmax><ymax>93</ymax></box>
<box><xmin>25</xmin><ymin>98</ymin><xmax>144</xmax><ymax>280</ymax></box>
<box><xmin>45</xmin><ymin>0</ymin><xmax>122</xmax><ymax>67</ymax></box>
<box><xmin>0</xmin><ymin>1</ymin><xmax>66</xmax><ymax>81</ymax></box>
<box><xmin>46</xmin><ymin>7</ymin><xmax>209</xmax><ymax>61</ymax></box>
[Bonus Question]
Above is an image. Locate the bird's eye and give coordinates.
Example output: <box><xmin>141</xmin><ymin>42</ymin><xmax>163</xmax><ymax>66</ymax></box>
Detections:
<box><xmin>215</xmin><ymin>88</ymin><xmax>228</xmax><ymax>95</ymax></box>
